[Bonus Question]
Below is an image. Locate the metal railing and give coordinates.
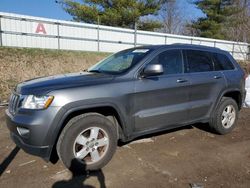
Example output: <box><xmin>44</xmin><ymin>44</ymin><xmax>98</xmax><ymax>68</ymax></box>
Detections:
<box><xmin>0</xmin><ymin>12</ymin><xmax>249</xmax><ymax>60</ymax></box>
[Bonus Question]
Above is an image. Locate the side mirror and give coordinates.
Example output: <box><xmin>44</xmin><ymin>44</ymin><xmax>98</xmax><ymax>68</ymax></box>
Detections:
<box><xmin>142</xmin><ymin>64</ymin><xmax>164</xmax><ymax>77</ymax></box>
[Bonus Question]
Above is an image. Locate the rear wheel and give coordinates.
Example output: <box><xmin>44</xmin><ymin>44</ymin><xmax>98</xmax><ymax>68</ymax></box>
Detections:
<box><xmin>209</xmin><ymin>97</ymin><xmax>239</xmax><ymax>134</ymax></box>
<box><xmin>57</xmin><ymin>113</ymin><xmax>118</xmax><ymax>171</ymax></box>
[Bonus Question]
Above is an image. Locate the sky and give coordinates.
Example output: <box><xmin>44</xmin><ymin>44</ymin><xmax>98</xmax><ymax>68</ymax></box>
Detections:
<box><xmin>0</xmin><ymin>0</ymin><xmax>204</xmax><ymax>22</ymax></box>
<box><xmin>0</xmin><ymin>0</ymin><xmax>72</xmax><ymax>20</ymax></box>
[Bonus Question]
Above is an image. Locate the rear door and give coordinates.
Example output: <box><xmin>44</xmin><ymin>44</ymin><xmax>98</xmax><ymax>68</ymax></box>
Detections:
<box><xmin>183</xmin><ymin>49</ymin><xmax>227</xmax><ymax>121</ymax></box>
<box><xmin>133</xmin><ymin>49</ymin><xmax>190</xmax><ymax>132</ymax></box>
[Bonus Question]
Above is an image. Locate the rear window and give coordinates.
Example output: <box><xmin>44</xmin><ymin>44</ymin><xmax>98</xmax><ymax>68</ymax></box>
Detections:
<box><xmin>212</xmin><ymin>53</ymin><xmax>235</xmax><ymax>71</ymax></box>
<box><xmin>185</xmin><ymin>50</ymin><xmax>213</xmax><ymax>73</ymax></box>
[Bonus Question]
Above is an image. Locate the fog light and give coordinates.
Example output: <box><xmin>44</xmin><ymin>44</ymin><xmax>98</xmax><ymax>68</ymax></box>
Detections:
<box><xmin>17</xmin><ymin>127</ymin><xmax>30</xmax><ymax>138</ymax></box>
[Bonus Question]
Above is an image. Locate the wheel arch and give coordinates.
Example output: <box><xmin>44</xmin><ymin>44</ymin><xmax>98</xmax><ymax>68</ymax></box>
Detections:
<box><xmin>222</xmin><ymin>90</ymin><xmax>242</xmax><ymax>109</ymax></box>
<box><xmin>210</xmin><ymin>89</ymin><xmax>243</xmax><ymax>121</ymax></box>
<box><xmin>49</xmin><ymin>104</ymin><xmax>127</xmax><ymax>163</ymax></box>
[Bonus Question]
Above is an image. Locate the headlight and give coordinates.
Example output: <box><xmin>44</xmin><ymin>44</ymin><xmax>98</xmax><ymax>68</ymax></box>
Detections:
<box><xmin>21</xmin><ymin>95</ymin><xmax>54</xmax><ymax>109</ymax></box>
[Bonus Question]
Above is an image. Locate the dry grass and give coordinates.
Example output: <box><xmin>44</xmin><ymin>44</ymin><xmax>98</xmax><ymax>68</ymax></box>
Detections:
<box><xmin>0</xmin><ymin>47</ymin><xmax>109</xmax><ymax>101</ymax></box>
<box><xmin>238</xmin><ymin>60</ymin><xmax>250</xmax><ymax>77</ymax></box>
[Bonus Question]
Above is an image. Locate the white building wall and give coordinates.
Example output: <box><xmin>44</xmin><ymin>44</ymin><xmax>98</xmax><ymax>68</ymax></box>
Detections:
<box><xmin>0</xmin><ymin>12</ymin><xmax>249</xmax><ymax>60</ymax></box>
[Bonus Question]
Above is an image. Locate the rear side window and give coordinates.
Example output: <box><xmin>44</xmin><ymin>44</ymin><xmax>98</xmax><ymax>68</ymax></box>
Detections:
<box><xmin>185</xmin><ymin>50</ymin><xmax>214</xmax><ymax>73</ymax></box>
<box><xmin>149</xmin><ymin>49</ymin><xmax>183</xmax><ymax>75</ymax></box>
<box><xmin>212</xmin><ymin>53</ymin><xmax>235</xmax><ymax>70</ymax></box>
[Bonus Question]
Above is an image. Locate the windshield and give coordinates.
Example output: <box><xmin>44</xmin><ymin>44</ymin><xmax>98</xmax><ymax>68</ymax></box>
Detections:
<box><xmin>88</xmin><ymin>48</ymin><xmax>152</xmax><ymax>74</ymax></box>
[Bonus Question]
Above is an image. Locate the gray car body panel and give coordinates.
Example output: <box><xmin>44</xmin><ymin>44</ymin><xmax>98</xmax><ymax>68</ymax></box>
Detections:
<box><xmin>5</xmin><ymin>44</ymin><xmax>245</xmax><ymax>161</ymax></box>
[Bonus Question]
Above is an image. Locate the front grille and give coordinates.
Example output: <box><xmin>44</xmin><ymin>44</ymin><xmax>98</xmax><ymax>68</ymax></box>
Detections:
<box><xmin>8</xmin><ymin>93</ymin><xmax>20</xmax><ymax>114</ymax></box>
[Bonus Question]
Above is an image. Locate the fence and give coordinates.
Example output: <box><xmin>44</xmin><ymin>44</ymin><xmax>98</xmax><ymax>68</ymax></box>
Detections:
<box><xmin>0</xmin><ymin>12</ymin><xmax>249</xmax><ymax>60</ymax></box>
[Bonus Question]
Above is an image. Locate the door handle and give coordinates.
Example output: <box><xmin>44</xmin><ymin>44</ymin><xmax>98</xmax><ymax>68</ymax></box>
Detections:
<box><xmin>177</xmin><ymin>79</ymin><xmax>188</xmax><ymax>83</ymax></box>
<box><xmin>214</xmin><ymin>75</ymin><xmax>222</xmax><ymax>79</ymax></box>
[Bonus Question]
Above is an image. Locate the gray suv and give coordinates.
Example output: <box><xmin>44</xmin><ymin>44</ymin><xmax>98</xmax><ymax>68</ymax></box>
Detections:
<box><xmin>5</xmin><ymin>44</ymin><xmax>246</xmax><ymax>171</ymax></box>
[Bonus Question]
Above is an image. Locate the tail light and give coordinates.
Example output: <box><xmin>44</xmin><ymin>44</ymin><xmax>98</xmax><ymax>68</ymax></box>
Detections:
<box><xmin>243</xmin><ymin>68</ymin><xmax>249</xmax><ymax>80</ymax></box>
<box><xmin>245</xmin><ymin>74</ymin><xmax>247</xmax><ymax>80</ymax></box>
<box><xmin>245</xmin><ymin>72</ymin><xmax>249</xmax><ymax>80</ymax></box>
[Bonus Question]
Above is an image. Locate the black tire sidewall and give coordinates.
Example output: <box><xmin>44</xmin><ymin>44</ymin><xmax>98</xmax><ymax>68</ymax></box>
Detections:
<box><xmin>57</xmin><ymin>113</ymin><xmax>117</xmax><ymax>171</ymax></box>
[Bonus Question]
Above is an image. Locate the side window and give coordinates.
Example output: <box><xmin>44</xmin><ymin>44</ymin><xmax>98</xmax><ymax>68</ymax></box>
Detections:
<box><xmin>212</xmin><ymin>53</ymin><xmax>235</xmax><ymax>70</ymax></box>
<box><xmin>185</xmin><ymin>50</ymin><xmax>214</xmax><ymax>73</ymax></box>
<box><xmin>149</xmin><ymin>50</ymin><xmax>183</xmax><ymax>75</ymax></box>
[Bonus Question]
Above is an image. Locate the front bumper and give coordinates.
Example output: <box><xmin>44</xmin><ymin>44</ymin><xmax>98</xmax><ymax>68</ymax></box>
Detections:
<box><xmin>10</xmin><ymin>132</ymin><xmax>51</xmax><ymax>159</ymax></box>
<box><xmin>5</xmin><ymin>107</ymin><xmax>62</xmax><ymax>161</ymax></box>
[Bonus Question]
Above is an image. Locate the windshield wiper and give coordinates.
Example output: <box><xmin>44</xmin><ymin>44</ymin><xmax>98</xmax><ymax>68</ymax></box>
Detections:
<box><xmin>88</xmin><ymin>69</ymin><xmax>102</xmax><ymax>73</ymax></box>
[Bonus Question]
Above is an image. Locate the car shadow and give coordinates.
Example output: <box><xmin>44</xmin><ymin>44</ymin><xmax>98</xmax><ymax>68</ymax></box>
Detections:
<box><xmin>192</xmin><ymin>122</ymin><xmax>217</xmax><ymax>134</ymax></box>
<box><xmin>0</xmin><ymin>146</ymin><xmax>20</xmax><ymax>176</ymax></box>
<box><xmin>52</xmin><ymin>158</ymin><xmax>106</xmax><ymax>188</ymax></box>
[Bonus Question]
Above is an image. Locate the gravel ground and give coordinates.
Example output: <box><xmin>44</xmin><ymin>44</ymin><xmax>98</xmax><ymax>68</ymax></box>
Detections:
<box><xmin>0</xmin><ymin>107</ymin><xmax>249</xmax><ymax>188</ymax></box>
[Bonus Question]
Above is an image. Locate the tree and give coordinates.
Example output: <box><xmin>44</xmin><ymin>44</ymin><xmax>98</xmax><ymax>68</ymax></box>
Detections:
<box><xmin>190</xmin><ymin>0</ymin><xmax>237</xmax><ymax>40</ymax></box>
<box><xmin>159</xmin><ymin>0</ymin><xmax>183</xmax><ymax>34</ymax></box>
<box><xmin>59</xmin><ymin>0</ymin><xmax>162</xmax><ymax>31</ymax></box>
<box><xmin>224</xmin><ymin>0</ymin><xmax>250</xmax><ymax>43</ymax></box>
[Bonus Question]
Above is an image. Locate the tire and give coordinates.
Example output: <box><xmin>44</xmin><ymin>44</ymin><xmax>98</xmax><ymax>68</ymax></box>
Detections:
<box><xmin>209</xmin><ymin>97</ymin><xmax>239</xmax><ymax>135</ymax></box>
<box><xmin>57</xmin><ymin>113</ymin><xmax>118</xmax><ymax>171</ymax></box>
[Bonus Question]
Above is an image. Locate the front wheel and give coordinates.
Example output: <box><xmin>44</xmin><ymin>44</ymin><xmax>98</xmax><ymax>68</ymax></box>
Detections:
<box><xmin>57</xmin><ymin>113</ymin><xmax>118</xmax><ymax>171</ymax></box>
<box><xmin>209</xmin><ymin>97</ymin><xmax>239</xmax><ymax>135</ymax></box>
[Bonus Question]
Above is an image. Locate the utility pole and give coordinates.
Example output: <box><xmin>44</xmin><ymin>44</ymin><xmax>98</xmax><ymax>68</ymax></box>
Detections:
<box><xmin>134</xmin><ymin>22</ymin><xmax>137</xmax><ymax>47</ymax></box>
<box><xmin>97</xmin><ymin>14</ymin><xmax>101</xmax><ymax>52</ymax></box>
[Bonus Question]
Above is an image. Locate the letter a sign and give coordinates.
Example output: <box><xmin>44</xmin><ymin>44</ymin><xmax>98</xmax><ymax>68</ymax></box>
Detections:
<box><xmin>35</xmin><ymin>23</ymin><xmax>47</xmax><ymax>34</ymax></box>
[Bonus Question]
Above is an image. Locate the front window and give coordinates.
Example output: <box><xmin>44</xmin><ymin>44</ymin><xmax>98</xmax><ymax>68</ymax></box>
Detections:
<box><xmin>88</xmin><ymin>48</ymin><xmax>152</xmax><ymax>74</ymax></box>
<box><xmin>149</xmin><ymin>49</ymin><xmax>183</xmax><ymax>75</ymax></box>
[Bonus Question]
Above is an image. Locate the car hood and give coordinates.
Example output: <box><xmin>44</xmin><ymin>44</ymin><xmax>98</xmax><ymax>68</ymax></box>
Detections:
<box><xmin>15</xmin><ymin>72</ymin><xmax>115</xmax><ymax>95</ymax></box>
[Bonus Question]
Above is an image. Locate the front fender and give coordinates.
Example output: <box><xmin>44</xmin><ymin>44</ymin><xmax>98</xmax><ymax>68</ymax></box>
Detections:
<box><xmin>44</xmin><ymin>99</ymin><xmax>129</xmax><ymax>150</ymax></box>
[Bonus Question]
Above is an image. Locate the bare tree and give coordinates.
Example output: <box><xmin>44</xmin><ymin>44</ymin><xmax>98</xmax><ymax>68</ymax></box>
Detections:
<box><xmin>224</xmin><ymin>0</ymin><xmax>250</xmax><ymax>43</ymax></box>
<box><xmin>222</xmin><ymin>0</ymin><xmax>250</xmax><ymax>60</ymax></box>
<box><xmin>159</xmin><ymin>0</ymin><xmax>184</xmax><ymax>34</ymax></box>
